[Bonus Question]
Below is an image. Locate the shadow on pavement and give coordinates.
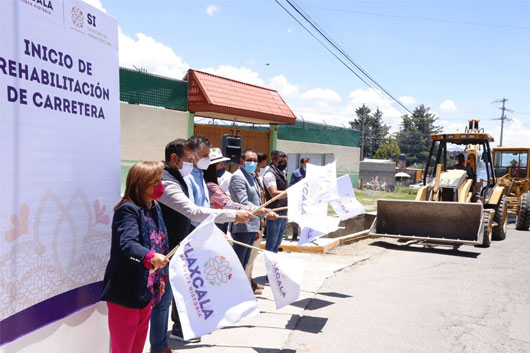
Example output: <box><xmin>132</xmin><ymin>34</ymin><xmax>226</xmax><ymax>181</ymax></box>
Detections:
<box><xmin>370</xmin><ymin>240</ymin><xmax>481</xmax><ymax>258</ymax></box>
<box><xmin>289</xmin><ymin>298</ymin><xmax>334</xmax><ymax>311</ymax></box>
<box><xmin>286</xmin><ymin>315</ymin><xmax>328</xmax><ymax>333</ymax></box>
<box><xmin>168</xmin><ymin>342</ymin><xmax>296</xmax><ymax>352</ymax></box>
<box><xmin>317</xmin><ymin>291</ymin><xmax>352</xmax><ymax>298</ymax></box>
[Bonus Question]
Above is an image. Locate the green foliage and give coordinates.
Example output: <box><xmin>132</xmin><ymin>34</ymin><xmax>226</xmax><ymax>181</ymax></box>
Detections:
<box><xmin>396</xmin><ymin>105</ymin><xmax>440</xmax><ymax>166</ymax></box>
<box><xmin>374</xmin><ymin>135</ymin><xmax>400</xmax><ymax>161</ymax></box>
<box><xmin>349</xmin><ymin>105</ymin><xmax>389</xmax><ymax>159</ymax></box>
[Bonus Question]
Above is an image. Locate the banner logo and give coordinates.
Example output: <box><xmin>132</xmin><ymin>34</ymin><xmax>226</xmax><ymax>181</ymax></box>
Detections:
<box><xmin>204</xmin><ymin>256</ymin><xmax>233</xmax><ymax>286</ymax></box>
<box><xmin>71</xmin><ymin>6</ymin><xmax>84</xmax><ymax>28</ymax></box>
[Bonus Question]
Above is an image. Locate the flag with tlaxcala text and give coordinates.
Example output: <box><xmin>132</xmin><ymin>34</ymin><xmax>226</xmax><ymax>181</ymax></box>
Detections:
<box><xmin>287</xmin><ymin>161</ymin><xmax>341</xmax><ymax>246</ymax></box>
<box><xmin>264</xmin><ymin>251</ymin><xmax>304</xmax><ymax>309</ymax></box>
<box><xmin>169</xmin><ymin>215</ymin><xmax>259</xmax><ymax>339</ymax></box>
<box><xmin>329</xmin><ymin>174</ymin><xmax>365</xmax><ymax>220</ymax></box>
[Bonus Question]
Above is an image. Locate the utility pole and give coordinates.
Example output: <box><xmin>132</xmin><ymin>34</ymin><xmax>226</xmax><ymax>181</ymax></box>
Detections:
<box><xmin>493</xmin><ymin>98</ymin><xmax>512</xmax><ymax>147</ymax></box>
<box><xmin>360</xmin><ymin>109</ymin><xmax>366</xmax><ymax>161</ymax></box>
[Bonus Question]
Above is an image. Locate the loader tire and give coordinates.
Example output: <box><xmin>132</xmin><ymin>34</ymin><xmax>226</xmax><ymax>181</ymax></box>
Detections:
<box><xmin>492</xmin><ymin>195</ymin><xmax>507</xmax><ymax>241</ymax></box>
<box><xmin>477</xmin><ymin>212</ymin><xmax>491</xmax><ymax>248</ymax></box>
<box><xmin>516</xmin><ymin>192</ymin><xmax>530</xmax><ymax>231</ymax></box>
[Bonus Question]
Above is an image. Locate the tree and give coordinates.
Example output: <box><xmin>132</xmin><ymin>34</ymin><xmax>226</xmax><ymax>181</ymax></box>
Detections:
<box><xmin>369</xmin><ymin>108</ymin><xmax>390</xmax><ymax>156</ymax></box>
<box><xmin>349</xmin><ymin>105</ymin><xmax>390</xmax><ymax>159</ymax></box>
<box><xmin>396</xmin><ymin>105</ymin><xmax>440</xmax><ymax>166</ymax></box>
<box><xmin>374</xmin><ymin>135</ymin><xmax>400</xmax><ymax>161</ymax></box>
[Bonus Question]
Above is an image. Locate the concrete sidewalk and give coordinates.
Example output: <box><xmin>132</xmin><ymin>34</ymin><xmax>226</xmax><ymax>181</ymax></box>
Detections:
<box><xmin>145</xmin><ymin>246</ymin><xmax>370</xmax><ymax>353</ymax></box>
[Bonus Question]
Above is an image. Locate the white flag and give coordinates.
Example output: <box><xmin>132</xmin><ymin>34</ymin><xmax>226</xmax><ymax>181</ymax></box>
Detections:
<box><xmin>169</xmin><ymin>215</ymin><xmax>259</xmax><ymax>339</ymax></box>
<box><xmin>297</xmin><ymin>216</ymin><xmax>341</xmax><ymax>246</ymax></box>
<box><xmin>264</xmin><ymin>251</ymin><xmax>303</xmax><ymax>309</ymax></box>
<box><xmin>288</xmin><ymin>161</ymin><xmax>341</xmax><ymax>246</ymax></box>
<box><xmin>305</xmin><ymin>161</ymin><xmax>339</xmax><ymax>202</ymax></box>
<box><xmin>330</xmin><ymin>175</ymin><xmax>365</xmax><ymax>220</ymax></box>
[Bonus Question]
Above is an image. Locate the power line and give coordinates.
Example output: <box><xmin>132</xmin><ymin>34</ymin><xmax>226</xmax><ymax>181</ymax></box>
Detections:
<box><xmin>308</xmin><ymin>6</ymin><xmax>530</xmax><ymax>30</ymax></box>
<box><xmin>272</xmin><ymin>0</ymin><xmax>372</xmax><ymax>88</ymax></box>
<box><xmin>285</xmin><ymin>0</ymin><xmax>412</xmax><ymax>114</ymax></box>
<box><xmin>273</xmin><ymin>0</ymin><xmax>412</xmax><ymax>115</ymax></box>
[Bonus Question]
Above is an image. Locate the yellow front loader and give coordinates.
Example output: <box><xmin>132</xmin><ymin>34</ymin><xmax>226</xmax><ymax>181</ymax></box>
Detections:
<box><xmin>492</xmin><ymin>147</ymin><xmax>530</xmax><ymax>230</ymax></box>
<box><xmin>370</xmin><ymin>120</ymin><xmax>506</xmax><ymax>247</ymax></box>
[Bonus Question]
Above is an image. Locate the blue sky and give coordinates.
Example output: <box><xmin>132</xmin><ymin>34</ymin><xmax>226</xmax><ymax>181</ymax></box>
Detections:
<box><xmin>87</xmin><ymin>0</ymin><xmax>530</xmax><ymax>146</ymax></box>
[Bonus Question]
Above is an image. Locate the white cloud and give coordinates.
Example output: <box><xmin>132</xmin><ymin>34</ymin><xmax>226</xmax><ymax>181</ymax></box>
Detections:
<box><xmin>119</xmin><ymin>29</ymin><xmax>189</xmax><ymax>79</ymax></box>
<box><xmin>438</xmin><ymin>119</ymin><xmax>464</xmax><ymax>133</ymax></box>
<box><xmin>301</xmin><ymin>88</ymin><xmax>341</xmax><ymax>103</ymax></box>
<box><xmin>82</xmin><ymin>0</ymin><xmax>106</xmax><ymax>12</ymax></box>
<box><xmin>440</xmin><ymin>99</ymin><xmax>458</xmax><ymax>112</ymax></box>
<box><xmin>347</xmin><ymin>88</ymin><xmax>404</xmax><ymax>129</ymax></box>
<box><xmin>490</xmin><ymin>118</ymin><xmax>530</xmax><ymax>148</ymax></box>
<box><xmin>206</xmin><ymin>5</ymin><xmax>220</xmax><ymax>16</ymax></box>
<box><xmin>200</xmin><ymin>65</ymin><xmax>264</xmax><ymax>86</ymax></box>
<box><xmin>269</xmin><ymin>74</ymin><xmax>300</xmax><ymax>97</ymax></box>
<box><xmin>288</xmin><ymin>28</ymin><xmax>292</xmax><ymax>34</ymax></box>
<box><xmin>399</xmin><ymin>96</ymin><xmax>416</xmax><ymax>105</ymax></box>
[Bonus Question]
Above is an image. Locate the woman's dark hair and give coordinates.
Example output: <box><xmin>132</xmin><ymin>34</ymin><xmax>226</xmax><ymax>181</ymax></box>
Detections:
<box><xmin>204</xmin><ymin>163</ymin><xmax>219</xmax><ymax>185</ymax></box>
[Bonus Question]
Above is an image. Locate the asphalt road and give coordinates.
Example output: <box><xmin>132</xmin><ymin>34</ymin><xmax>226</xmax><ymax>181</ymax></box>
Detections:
<box><xmin>283</xmin><ymin>225</ymin><xmax>530</xmax><ymax>353</ymax></box>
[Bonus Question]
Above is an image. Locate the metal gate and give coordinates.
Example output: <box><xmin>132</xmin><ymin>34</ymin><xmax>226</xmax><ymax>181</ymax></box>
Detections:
<box><xmin>194</xmin><ymin>124</ymin><xmax>270</xmax><ymax>158</ymax></box>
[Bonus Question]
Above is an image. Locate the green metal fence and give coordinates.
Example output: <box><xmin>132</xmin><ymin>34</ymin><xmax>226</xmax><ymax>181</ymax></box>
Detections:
<box><xmin>278</xmin><ymin>121</ymin><xmax>360</xmax><ymax>147</ymax></box>
<box><xmin>119</xmin><ymin>68</ymin><xmax>188</xmax><ymax>111</ymax></box>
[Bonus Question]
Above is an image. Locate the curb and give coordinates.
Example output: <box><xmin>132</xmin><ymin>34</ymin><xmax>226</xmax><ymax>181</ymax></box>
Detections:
<box><xmin>259</xmin><ymin>229</ymin><xmax>371</xmax><ymax>254</ymax></box>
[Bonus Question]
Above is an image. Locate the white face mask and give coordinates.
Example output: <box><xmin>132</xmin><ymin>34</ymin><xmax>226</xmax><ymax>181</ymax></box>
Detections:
<box><xmin>179</xmin><ymin>161</ymin><xmax>194</xmax><ymax>177</ymax></box>
<box><xmin>196</xmin><ymin>156</ymin><xmax>211</xmax><ymax>170</ymax></box>
<box><xmin>258</xmin><ymin>169</ymin><xmax>266</xmax><ymax>177</ymax></box>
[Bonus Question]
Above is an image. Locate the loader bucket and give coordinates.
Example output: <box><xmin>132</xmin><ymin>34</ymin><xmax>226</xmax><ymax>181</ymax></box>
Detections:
<box><xmin>369</xmin><ymin>200</ymin><xmax>483</xmax><ymax>245</ymax></box>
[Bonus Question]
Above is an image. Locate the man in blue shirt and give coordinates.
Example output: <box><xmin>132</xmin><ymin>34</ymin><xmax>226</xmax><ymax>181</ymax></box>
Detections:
<box><xmin>184</xmin><ymin>135</ymin><xmax>212</xmax><ymax>228</ymax></box>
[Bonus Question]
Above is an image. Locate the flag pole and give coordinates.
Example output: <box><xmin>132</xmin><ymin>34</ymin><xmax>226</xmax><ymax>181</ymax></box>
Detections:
<box><xmin>275</xmin><ymin>215</ymin><xmax>288</xmax><ymax>219</ymax></box>
<box><xmin>270</xmin><ymin>206</ymin><xmax>288</xmax><ymax>212</ymax></box>
<box><xmin>164</xmin><ymin>245</ymin><xmax>180</xmax><ymax>261</ymax></box>
<box><xmin>228</xmin><ymin>239</ymin><xmax>265</xmax><ymax>252</ymax></box>
<box><xmin>252</xmin><ymin>189</ymin><xmax>288</xmax><ymax>214</ymax></box>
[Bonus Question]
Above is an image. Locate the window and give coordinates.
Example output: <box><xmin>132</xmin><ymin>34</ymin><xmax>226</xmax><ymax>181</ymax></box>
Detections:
<box><xmin>494</xmin><ymin>151</ymin><xmax>528</xmax><ymax>178</ymax></box>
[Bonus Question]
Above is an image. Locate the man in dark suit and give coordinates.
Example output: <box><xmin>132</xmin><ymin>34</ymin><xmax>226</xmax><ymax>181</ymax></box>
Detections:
<box><xmin>290</xmin><ymin>157</ymin><xmax>310</xmax><ymax>186</ymax></box>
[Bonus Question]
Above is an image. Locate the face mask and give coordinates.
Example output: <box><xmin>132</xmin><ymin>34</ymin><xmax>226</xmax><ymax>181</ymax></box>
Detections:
<box><xmin>179</xmin><ymin>161</ymin><xmax>193</xmax><ymax>177</ymax></box>
<box><xmin>278</xmin><ymin>161</ymin><xmax>287</xmax><ymax>171</ymax></box>
<box><xmin>302</xmin><ymin>167</ymin><xmax>306</xmax><ymax>171</ymax></box>
<box><xmin>258</xmin><ymin>169</ymin><xmax>266</xmax><ymax>177</ymax></box>
<box><xmin>216</xmin><ymin>167</ymin><xmax>226</xmax><ymax>178</ymax></box>
<box><xmin>151</xmin><ymin>183</ymin><xmax>164</xmax><ymax>200</ymax></box>
<box><xmin>244</xmin><ymin>161</ymin><xmax>257</xmax><ymax>174</ymax></box>
<box><xmin>195</xmin><ymin>154</ymin><xmax>210</xmax><ymax>170</ymax></box>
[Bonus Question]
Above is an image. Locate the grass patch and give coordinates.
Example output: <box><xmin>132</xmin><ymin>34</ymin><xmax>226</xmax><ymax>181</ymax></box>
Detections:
<box><xmin>354</xmin><ymin>188</ymin><xmax>417</xmax><ymax>213</ymax></box>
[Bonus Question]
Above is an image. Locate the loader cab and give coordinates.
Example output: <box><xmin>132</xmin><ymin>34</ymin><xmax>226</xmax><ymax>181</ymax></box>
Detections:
<box><xmin>423</xmin><ymin>133</ymin><xmax>496</xmax><ymax>202</ymax></box>
<box><xmin>492</xmin><ymin>148</ymin><xmax>529</xmax><ymax>179</ymax></box>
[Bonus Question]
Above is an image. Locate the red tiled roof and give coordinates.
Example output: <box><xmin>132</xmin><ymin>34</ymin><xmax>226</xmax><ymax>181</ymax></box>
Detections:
<box><xmin>185</xmin><ymin>69</ymin><xmax>296</xmax><ymax>125</ymax></box>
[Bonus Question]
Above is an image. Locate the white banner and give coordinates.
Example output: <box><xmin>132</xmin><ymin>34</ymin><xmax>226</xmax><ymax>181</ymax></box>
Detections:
<box><xmin>0</xmin><ymin>0</ymin><xmax>119</xmax><ymax>343</ymax></box>
<box><xmin>330</xmin><ymin>175</ymin><xmax>365</xmax><ymax>220</ymax></box>
<box><xmin>169</xmin><ymin>215</ymin><xmax>259</xmax><ymax>339</ymax></box>
<box><xmin>264</xmin><ymin>251</ymin><xmax>303</xmax><ymax>310</ymax></box>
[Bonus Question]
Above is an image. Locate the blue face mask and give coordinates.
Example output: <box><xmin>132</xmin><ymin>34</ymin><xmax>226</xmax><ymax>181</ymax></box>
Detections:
<box><xmin>216</xmin><ymin>167</ymin><xmax>226</xmax><ymax>178</ymax></box>
<box><xmin>244</xmin><ymin>161</ymin><xmax>257</xmax><ymax>174</ymax></box>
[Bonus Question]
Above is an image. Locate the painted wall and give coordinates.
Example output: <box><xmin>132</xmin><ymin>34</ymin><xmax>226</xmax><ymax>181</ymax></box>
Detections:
<box><xmin>1</xmin><ymin>303</ymin><xmax>109</xmax><ymax>353</ymax></box>
<box><xmin>121</xmin><ymin>103</ymin><xmax>190</xmax><ymax>162</ymax></box>
<box><xmin>277</xmin><ymin>139</ymin><xmax>360</xmax><ymax>173</ymax></box>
